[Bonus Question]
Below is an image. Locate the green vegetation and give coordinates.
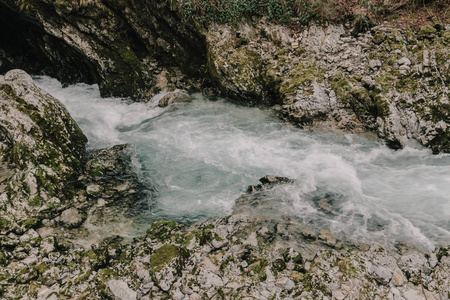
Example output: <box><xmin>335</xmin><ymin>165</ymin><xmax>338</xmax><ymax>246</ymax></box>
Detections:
<box><xmin>179</xmin><ymin>0</ymin><xmax>335</xmax><ymax>26</ymax></box>
<box><xmin>177</xmin><ymin>0</ymin><xmax>450</xmax><ymax>28</ymax></box>
<box><xmin>146</xmin><ymin>220</ymin><xmax>179</xmax><ymax>242</ymax></box>
<box><xmin>150</xmin><ymin>244</ymin><xmax>190</xmax><ymax>276</ymax></box>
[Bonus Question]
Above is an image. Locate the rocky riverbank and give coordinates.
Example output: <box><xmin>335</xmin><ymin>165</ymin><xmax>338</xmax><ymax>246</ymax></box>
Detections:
<box><xmin>0</xmin><ymin>69</ymin><xmax>449</xmax><ymax>299</ymax></box>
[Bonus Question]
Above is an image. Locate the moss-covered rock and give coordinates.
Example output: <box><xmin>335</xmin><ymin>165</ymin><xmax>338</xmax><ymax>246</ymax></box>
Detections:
<box><xmin>0</xmin><ymin>69</ymin><xmax>87</xmax><ymax>230</ymax></box>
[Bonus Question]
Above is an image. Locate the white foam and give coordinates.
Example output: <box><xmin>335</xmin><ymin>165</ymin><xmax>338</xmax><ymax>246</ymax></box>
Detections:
<box><xmin>34</xmin><ymin>76</ymin><xmax>450</xmax><ymax>251</ymax></box>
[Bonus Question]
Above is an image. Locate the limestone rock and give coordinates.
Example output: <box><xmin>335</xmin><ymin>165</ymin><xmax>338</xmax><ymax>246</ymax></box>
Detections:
<box><xmin>158</xmin><ymin>91</ymin><xmax>192</xmax><ymax>107</ymax></box>
<box><xmin>392</xmin><ymin>268</ymin><xmax>407</xmax><ymax>286</ymax></box>
<box><xmin>369</xmin><ymin>59</ymin><xmax>382</xmax><ymax>70</ymax></box>
<box><xmin>60</xmin><ymin>208</ymin><xmax>84</xmax><ymax>228</ymax></box>
<box><xmin>106</xmin><ymin>280</ymin><xmax>137</xmax><ymax>300</ymax></box>
<box><xmin>319</xmin><ymin>230</ymin><xmax>336</xmax><ymax>247</ymax></box>
<box><xmin>0</xmin><ymin>0</ymin><xmax>205</xmax><ymax>99</ymax></box>
<box><xmin>0</xmin><ymin>69</ymin><xmax>87</xmax><ymax>230</ymax></box>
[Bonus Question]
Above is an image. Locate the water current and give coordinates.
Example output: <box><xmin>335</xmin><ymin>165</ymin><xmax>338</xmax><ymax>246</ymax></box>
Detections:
<box><xmin>34</xmin><ymin>76</ymin><xmax>450</xmax><ymax>252</ymax></box>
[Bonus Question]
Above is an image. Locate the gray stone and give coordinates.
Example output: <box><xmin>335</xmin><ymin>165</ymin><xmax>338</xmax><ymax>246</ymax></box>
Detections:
<box><xmin>60</xmin><ymin>208</ymin><xmax>84</xmax><ymax>228</ymax></box>
<box><xmin>158</xmin><ymin>91</ymin><xmax>192</xmax><ymax>107</ymax></box>
<box><xmin>86</xmin><ymin>184</ymin><xmax>102</xmax><ymax>195</ymax></box>
<box><xmin>391</xmin><ymin>268</ymin><xmax>407</xmax><ymax>286</ymax></box>
<box><xmin>370</xmin><ymin>265</ymin><xmax>393</xmax><ymax>285</ymax></box>
<box><xmin>276</xmin><ymin>277</ymin><xmax>295</xmax><ymax>291</ymax></box>
<box><xmin>369</xmin><ymin>59</ymin><xmax>382</xmax><ymax>70</ymax></box>
<box><xmin>361</xmin><ymin>76</ymin><xmax>375</xmax><ymax>89</ymax></box>
<box><xmin>106</xmin><ymin>280</ymin><xmax>137</xmax><ymax>300</ymax></box>
<box><xmin>319</xmin><ymin>229</ymin><xmax>336</xmax><ymax>246</ymax></box>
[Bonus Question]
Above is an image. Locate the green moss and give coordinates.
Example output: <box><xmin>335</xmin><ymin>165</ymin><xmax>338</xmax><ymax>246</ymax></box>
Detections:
<box><xmin>0</xmin><ymin>252</ymin><xmax>6</xmax><ymax>265</ymax></box>
<box><xmin>329</xmin><ymin>73</ymin><xmax>355</xmax><ymax>104</ymax></box>
<box><xmin>272</xmin><ymin>258</ymin><xmax>286</xmax><ymax>272</ymax></box>
<box><xmin>249</xmin><ymin>259</ymin><xmax>268</xmax><ymax>281</ymax></box>
<box><xmin>418</xmin><ymin>25</ymin><xmax>437</xmax><ymax>40</ymax></box>
<box><xmin>118</xmin><ymin>48</ymin><xmax>140</xmax><ymax>67</ymax></box>
<box><xmin>436</xmin><ymin>247</ymin><xmax>449</xmax><ymax>261</ymax></box>
<box><xmin>146</xmin><ymin>220</ymin><xmax>179</xmax><ymax>242</ymax></box>
<box><xmin>331</xmin><ymin>73</ymin><xmax>389</xmax><ymax>118</ymax></box>
<box><xmin>34</xmin><ymin>262</ymin><xmax>50</xmax><ymax>275</ymax></box>
<box><xmin>150</xmin><ymin>244</ymin><xmax>178</xmax><ymax>272</ymax></box>
<box><xmin>98</xmin><ymin>268</ymin><xmax>118</xmax><ymax>281</ymax></box>
<box><xmin>280</xmin><ymin>62</ymin><xmax>324</xmax><ymax>102</ymax></box>
<box><xmin>0</xmin><ymin>216</ymin><xmax>10</xmax><ymax>230</ymax></box>
<box><xmin>219</xmin><ymin>255</ymin><xmax>235</xmax><ymax>271</ymax></box>
<box><xmin>443</xmin><ymin>31</ymin><xmax>450</xmax><ymax>44</ymax></box>
<box><xmin>28</xmin><ymin>196</ymin><xmax>42</xmax><ymax>207</ymax></box>
<box><xmin>372</xmin><ymin>33</ymin><xmax>386</xmax><ymax>45</ymax></box>
<box><xmin>197</xmin><ymin>225</ymin><xmax>214</xmax><ymax>246</ymax></box>
<box><xmin>23</xmin><ymin>218</ymin><xmax>39</xmax><ymax>229</ymax></box>
<box><xmin>81</xmin><ymin>248</ymin><xmax>109</xmax><ymax>270</ymax></box>
<box><xmin>292</xmin><ymin>253</ymin><xmax>303</xmax><ymax>264</ymax></box>
<box><xmin>395</xmin><ymin>77</ymin><xmax>419</xmax><ymax>93</ymax></box>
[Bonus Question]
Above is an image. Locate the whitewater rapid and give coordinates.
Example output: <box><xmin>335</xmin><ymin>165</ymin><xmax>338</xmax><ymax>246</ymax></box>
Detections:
<box><xmin>34</xmin><ymin>76</ymin><xmax>450</xmax><ymax>251</ymax></box>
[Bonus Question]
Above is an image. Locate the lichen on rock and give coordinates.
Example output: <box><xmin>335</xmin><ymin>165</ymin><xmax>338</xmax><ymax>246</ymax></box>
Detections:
<box><xmin>0</xmin><ymin>69</ymin><xmax>87</xmax><ymax>231</ymax></box>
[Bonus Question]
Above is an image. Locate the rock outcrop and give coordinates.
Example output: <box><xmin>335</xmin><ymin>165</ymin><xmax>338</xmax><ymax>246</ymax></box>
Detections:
<box><xmin>0</xmin><ymin>69</ymin><xmax>87</xmax><ymax>232</ymax></box>
<box><xmin>0</xmin><ymin>0</ymin><xmax>207</xmax><ymax>99</ymax></box>
<box><xmin>206</xmin><ymin>21</ymin><xmax>450</xmax><ymax>153</ymax></box>
<box><xmin>1</xmin><ymin>213</ymin><xmax>448</xmax><ymax>299</ymax></box>
<box><xmin>0</xmin><ymin>69</ymin><xmax>143</xmax><ymax>248</ymax></box>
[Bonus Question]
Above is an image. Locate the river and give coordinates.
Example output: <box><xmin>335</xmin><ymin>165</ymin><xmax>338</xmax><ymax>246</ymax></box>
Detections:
<box><xmin>34</xmin><ymin>76</ymin><xmax>450</xmax><ymax>252</ymax></box>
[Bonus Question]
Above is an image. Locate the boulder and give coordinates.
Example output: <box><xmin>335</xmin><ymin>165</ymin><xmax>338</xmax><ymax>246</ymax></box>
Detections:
<box><xmin>60</xmin><ymin>208</ymin><xmax>84</xmax><ymax>228</ymax></box>
<box><xmin>106</xmin><ymin>280</ymin><xmax>137</xmax><ymax>300</ymax></box>
<box><xmin>158</xmin><ymin>91</ymin><xmax>192</xmax><ymax>107</ymax></box>
<box><xmin>0</xmin><ymin>69</ymin><xmax>87</xmax><ymax>230</ymax></box>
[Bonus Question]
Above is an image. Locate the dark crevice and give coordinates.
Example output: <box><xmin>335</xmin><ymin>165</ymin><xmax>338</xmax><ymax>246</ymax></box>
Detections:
<box><xmin>0</xmin><ymin>3</ymin><xmax>98</xmax><ymax>85</ymax></box>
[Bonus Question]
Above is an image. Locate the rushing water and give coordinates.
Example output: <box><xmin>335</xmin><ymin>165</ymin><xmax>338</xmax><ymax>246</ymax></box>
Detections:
<box><xmin>34</xmin><ymin>76</ymin><xmax>450</xmax><ymax>251</ymax></box>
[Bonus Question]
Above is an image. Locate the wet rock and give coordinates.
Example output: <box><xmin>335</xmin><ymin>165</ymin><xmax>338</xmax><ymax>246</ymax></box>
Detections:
<box><xmin>319</xmin><ymin>230</ymin><xmax>336</xmax><ymax>247</ymax></box>
<box><xmin>158</xmin><ymin>91</ymin><xmax>192</xmax><ymax>107</ymax></box>
<box><xmin>60</xmin><ymin>208</ymin><xmax>84</xmax><ymax>228</ymax></box>
<box><xmin>246</xmin><ymin>175</ymin><xmax>293</xmax><ymax>193</ymax></box>
<box><xmin>0</xmin><ymin>0</ymin><xmax>206</xmax><ymax>100</ymax></box>
<box><xmin>317</xmin><ymin>198</ymin><xmax>333</xmax><ymax>214</ymax></box>
<box><xmin>106</xmin><ymin>280</ymin><xmax>137</xmax><ymax>300</ymax></box>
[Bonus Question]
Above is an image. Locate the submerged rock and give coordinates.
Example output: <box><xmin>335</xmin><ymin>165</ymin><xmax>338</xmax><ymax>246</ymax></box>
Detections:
<box><xmin>246</xmin><ymin>175</ymin><xmax>293</xmax><ymax>193</ymax></box>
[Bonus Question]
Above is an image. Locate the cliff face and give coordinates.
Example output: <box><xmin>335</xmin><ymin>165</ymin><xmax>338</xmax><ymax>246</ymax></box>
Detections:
<box><xmin>206</xmin><ymin>21</ymin><xmax>450</xmax><ymax>153</ymax></box>
<box><xmin>0</xmin><ymin>0</ymin><xmax>207</xmax><ymax>99</ymax></box>
<box><xmin>0</xmin><ymin>0</ymin><xmax>449</xmax><ymax>153</ymax></box>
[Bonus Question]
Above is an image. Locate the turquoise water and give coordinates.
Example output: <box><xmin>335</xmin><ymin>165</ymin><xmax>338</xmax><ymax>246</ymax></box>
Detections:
<box><xmin>34</xmin><ymin>76</ymin><xmax>450</xmax><ymax>251</ymax></box>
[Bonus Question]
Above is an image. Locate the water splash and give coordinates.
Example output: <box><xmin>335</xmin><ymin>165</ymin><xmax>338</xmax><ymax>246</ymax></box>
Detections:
<box><xmin>34</xmin><ymin>76</ymin><xmax>450</xmax><ymax>251</ymax></box>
